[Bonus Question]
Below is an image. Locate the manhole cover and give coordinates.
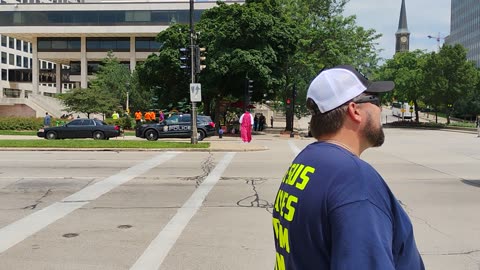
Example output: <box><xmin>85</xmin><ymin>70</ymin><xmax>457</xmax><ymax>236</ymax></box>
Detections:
<box><xmin>118</xmin><ymin>225</ymin><xmax>133</xmax><ymax>229</ymax></box>
<box><xmin>62</xmin><ymin>233</ymin><xmax>79</xmax><ymax>238</ymax></box>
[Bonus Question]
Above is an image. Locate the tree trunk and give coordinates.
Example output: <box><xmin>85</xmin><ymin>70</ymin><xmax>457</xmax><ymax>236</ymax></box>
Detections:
<box><xmin>414</xmin><ymin>100</ymin><xmax>419</xmax><ymax>122</ymax></box>
<box><xmin>285</xmin><ymin>106</ymin><xmax>293</xmax><ymax>131</ymax></box>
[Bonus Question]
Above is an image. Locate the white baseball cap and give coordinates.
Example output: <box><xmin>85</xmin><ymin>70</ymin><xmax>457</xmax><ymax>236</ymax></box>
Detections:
<box><xmin>307</xmin><ymin>65</ymin><xmax>394</xmax><ymax>113</ymax></box>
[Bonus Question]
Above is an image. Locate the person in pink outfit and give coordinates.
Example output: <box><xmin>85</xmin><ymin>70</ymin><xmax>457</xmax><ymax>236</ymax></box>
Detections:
<box><xmin>239</xmin><ymin>111</ymin><xmax>254</xmax><ymax>143</ymax></box>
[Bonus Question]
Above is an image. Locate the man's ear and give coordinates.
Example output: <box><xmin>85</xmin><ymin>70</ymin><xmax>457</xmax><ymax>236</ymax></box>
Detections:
<box><xmin>346</xmin><ymin>102</ymin><xmax>362</xmax><ymax>123</ymax></box>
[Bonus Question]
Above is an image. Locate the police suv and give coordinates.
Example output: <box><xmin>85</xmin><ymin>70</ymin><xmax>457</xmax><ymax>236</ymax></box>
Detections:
<box><xmin>135</xmin><ymin>114</ymin><xmax>215</xmax><ymax>141</ymax></box>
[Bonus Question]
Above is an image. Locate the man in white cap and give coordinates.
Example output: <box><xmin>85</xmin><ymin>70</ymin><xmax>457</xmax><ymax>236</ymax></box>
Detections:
<box><xmin>272</xmin><ymin>65</ymin><xmax>424</xmax><ymax>269</ymax></box>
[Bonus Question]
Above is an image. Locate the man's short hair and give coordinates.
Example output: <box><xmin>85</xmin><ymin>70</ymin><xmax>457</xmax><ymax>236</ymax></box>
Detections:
<box><xmin>307</xmin><ymin>98</ymin><xmax>348</xmax><ymax>137</ymax></box>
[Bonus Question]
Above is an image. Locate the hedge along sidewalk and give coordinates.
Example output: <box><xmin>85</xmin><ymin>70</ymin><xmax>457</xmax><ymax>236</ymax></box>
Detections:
<box><xmin>0</xmin><ymin>140</ymin><xmax>209</xmax><ymax>149</ymax></box>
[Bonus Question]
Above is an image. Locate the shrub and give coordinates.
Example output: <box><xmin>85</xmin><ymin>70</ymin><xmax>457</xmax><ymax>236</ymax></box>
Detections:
<box><xmin>104</xmin><ymin>116</ymin><xmax>134</xmax><ymax>130</ymax></box>
<box><xmin>384</xmin><ymin>121</ymin><xmax>446</xmax><ymax>129</ymax></box>
<box><xmin>0</xmin><ymin>117</ymin><xmax>44</xmax><ymax>130</ymax></box>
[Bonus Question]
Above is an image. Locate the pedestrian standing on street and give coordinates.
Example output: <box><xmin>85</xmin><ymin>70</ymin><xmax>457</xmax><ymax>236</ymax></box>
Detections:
<box><xmin>112</xmin><ymin>111</ymin><xmax>119</xmax><ymax>120</ymax></box>
<box><xmin>43</xmin><ymin>112</ymin><xmax>51</xmax><ymax>128</ymax></box>
<box><xmin>272</xmin><ymin>65</ymin><xmax>424</xmax><ymax>270</ymax></box>
<box><xmin>270</xmin><ymin>115</ymin><xmax>274</xmax><ymax>128</ymax></box>
<box><xmin>253</xmin><ymin>114</ymin><xmax>259</xmax><ymax>131</ymax></box>
<box><xmin>134</xmin><ymin>110</ymin><xmax>142</xmax><ymax>127</ymax></box>
<box><xmin>259</xmin><ymin>113</ymin><xmax>266</xmax><ymax>131</ymax></box>
<box><xmin>158</xmin><ymin>110</ymin><xmax>165</xmax><ymax>122</ymax></box>
<box><xmin>239</xmin><ymin>110</ymin><xmax>253</xmax><ymax>143</ymax></box>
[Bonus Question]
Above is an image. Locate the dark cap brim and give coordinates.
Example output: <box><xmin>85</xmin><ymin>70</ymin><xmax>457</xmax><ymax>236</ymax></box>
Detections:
<box><xmin>365</xmin><ymin>81</ymin><xmax>395</xmax><ymax>93</ymax></box>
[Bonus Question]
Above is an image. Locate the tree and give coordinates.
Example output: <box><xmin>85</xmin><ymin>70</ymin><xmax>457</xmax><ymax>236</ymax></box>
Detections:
<box><xmin>135</xmin><ymin>24</ymin><xmax>192</xmax><ymax>111</ymax></box>
<box><xmin>273</xmin><ymin>0</ymin><xmax>382</xmax><ymax>130</ymax></box>
<box><xmin>377</xmin><ymin>50</ymin><xmax>427</xmax><ymax>122</ymax></box>
<box><xmin>134</xmin><ymin>0</ymin><xmax>382</xmax><ymax>131</ymax></box>
<box><xmin>58</xmin><ymin>87</ymin><xmax>117</xmax><ymax>118</ymax></box>
<box><xmin>196</xmin><ymin>1</ymin><xmax>299</xmax><ymax>126</ymax></box>
<box><xmin>89</xmin><ymin>51</ymin><xmax>132</xmax><ymax>112</ymax></box>
<box><xmin>59</xmin><ymin>52</ymin><xmax>134</xmax><ymax>117</ymax></box>
<box><xmin>423</xmin><ymin>44</ymin><xmax>478</xmax><ymax>124</ymax></box>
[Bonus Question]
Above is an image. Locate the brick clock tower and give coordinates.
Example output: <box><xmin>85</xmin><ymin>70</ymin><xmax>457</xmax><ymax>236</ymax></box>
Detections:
<box><xmin>395</xmin><ymin>0</ymin><xmax>410</xmax><ymax>53</ymax></box>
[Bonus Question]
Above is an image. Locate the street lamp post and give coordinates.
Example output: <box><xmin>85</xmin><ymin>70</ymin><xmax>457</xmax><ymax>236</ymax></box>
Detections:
<box><xmin>125</xmin><ymin>82</ymin><xmax>130</xmax><ymax>115</ymax></box>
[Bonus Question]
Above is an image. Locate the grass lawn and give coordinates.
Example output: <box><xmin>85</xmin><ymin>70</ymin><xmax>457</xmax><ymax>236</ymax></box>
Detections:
<box><xmin>0</xmin><ymin>139</ymin><xmax>209</xmax><ymax>149</ymax></box>
<box><xmin>0</xmin><ymin>130</ymin><xmax>137</xmax><ymax>136</ymax></box>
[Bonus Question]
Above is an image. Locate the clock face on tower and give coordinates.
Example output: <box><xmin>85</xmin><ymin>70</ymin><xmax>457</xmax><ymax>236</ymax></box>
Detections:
<box><xmin>401</xmin><ymin>36</ymin><xmax>407</xmax><ymax>43</ymax></box>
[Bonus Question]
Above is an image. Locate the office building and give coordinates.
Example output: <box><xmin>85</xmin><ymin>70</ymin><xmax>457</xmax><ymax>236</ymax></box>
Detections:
<box><xmin>0</xmin><ymin>0</ymin><xmax>241</xmax><ymax>117</ymax></box>
<box><xmin>447</xmin><ymin>0</ymin><xmax>480</xmax><ymax>66</ymax></box>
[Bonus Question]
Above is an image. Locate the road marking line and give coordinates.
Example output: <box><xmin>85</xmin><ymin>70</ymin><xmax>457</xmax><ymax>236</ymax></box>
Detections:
<box><xmin>130</xmin><ymin>152</ymin><xmax>236</xmax><ymax>270</ymax></box>
<box><xmin>288</xmin><ymin>140</ymin><xmax>301</xmax><ymax>156</ymax></box>
<box><xmin>0</xmin><ymin>152</ymin><xmax>179</xmax><ymax>254</ymax></box>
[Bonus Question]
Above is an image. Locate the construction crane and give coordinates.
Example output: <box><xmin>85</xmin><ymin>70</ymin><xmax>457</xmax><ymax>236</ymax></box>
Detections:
<box><xmin>427</xmin><ymin>32</ymin><xmax>446</xmax><ymax>51</ymax></box>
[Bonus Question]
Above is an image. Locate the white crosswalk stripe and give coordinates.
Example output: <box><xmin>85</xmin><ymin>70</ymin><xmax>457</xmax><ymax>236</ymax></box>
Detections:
<box><xmin>0</xmin><ymin>151</ymin><xmax>179</xmax><ymax>254</ymax></box>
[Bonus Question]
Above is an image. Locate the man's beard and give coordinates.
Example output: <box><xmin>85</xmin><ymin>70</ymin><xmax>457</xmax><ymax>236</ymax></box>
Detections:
<box><xmin>363</xmin><ymin>113</ymin><xmax>385</xmax><ymax>147</ymax></box>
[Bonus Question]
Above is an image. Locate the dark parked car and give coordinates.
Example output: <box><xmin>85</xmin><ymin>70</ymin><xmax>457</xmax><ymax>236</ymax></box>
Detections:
<box><xmin>136</xmin><ymin>114</ymin><xmax>215</xmax><ymax>141</ymax></box>
<box><xmin>37</xmin><ymin>118</ymin><xmax>122</xmax><ymax>140</ymax></box>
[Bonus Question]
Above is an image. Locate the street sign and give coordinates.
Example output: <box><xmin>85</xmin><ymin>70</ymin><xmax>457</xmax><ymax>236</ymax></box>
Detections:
<box><xmin>190</xmin><ymin>83</ymin><xmax>202</xmax><ymax>102</ymax></box>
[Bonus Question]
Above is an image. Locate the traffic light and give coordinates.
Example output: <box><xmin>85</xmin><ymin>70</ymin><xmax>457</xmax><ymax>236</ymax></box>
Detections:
<box><xmin>195</xmin><ymin>46</ymin><xmax>207</xmax><ymax>74</ymax></box>
<box><xmin>286</xmin><ymin>98</ymin><xmax>291</xmax><ymax>105</ymax></box>
<box><xmin>247</xmin><ymin>79</ymin><xmax>254</xmax><ymax>100</ymax></box>
<box><xmin>179</xmin><ymin>47</ymin><xmax>191</xmax><ymax>70</ymax></box>
<box><xmin>243</xmin><ymin>78</ymin><xmax>254</xmax><ymax>111</ymax></box>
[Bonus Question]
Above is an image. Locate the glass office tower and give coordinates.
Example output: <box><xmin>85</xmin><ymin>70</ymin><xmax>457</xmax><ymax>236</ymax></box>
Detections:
<box><xmin>447</xmin><ymin>0</ymin><xmax>480</xmax><ymax>66</ymax></box>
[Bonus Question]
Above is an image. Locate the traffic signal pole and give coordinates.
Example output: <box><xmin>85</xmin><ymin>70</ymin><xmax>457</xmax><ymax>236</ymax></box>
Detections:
<box><xmin>189</xmin><ymin>0</ymin><xmax>198</xmax><ymax>144</ymax></box>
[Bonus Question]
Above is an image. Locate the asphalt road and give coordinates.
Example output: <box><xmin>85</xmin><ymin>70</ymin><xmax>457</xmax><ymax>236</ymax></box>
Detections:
<box><xmin>0</xmin><ymin>129</ymin><xmax>479</xmax><ymax>269</ymax></box>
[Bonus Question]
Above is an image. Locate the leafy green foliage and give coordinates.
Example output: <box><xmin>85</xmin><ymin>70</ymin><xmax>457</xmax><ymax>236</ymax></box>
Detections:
<box><xmin>59</xmin><ymin>52</ymin><xmax>135</xmax><ymax>117</ymax></box>
<box><xmin>0</xmin><ymin>117</ymin><xmax>44</xmax><ymax>130</ymax></box>
<box><xmin>423</xmin><ymin>44</ymin><xmax>478</xmax><ymax>124</ymax></box>
<box><xmin>58</xmin><ymin>87</ymin><xmax>118</xmax><ymax>118</ymax></box>
<box><xmin>135</xmin><ymin>24</ymin><xmax>191</xmax><ymax>111</ymax></box>
<box><xmin>377</xmin><ymin>50</ymin><xmax>427</xmax><ymax>121</ymax></box>
<box><xmin>134</xmin><ymin>0</ymin><xmax>382</xmax><ymax>131</ymax></box>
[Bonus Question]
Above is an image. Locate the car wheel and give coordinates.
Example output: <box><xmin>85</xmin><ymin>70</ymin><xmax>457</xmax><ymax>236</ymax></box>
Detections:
<box><xmin>145</xmin><ymin>129</ymin><xmax>159</xmax><ymax>141</ymax></box>
<box><xmin>93</xmin><ymin>131</ymin><xmax>105</xmax><ymax>140</ymax></box>
<box><xmin>197</xmin><ymin>130</ymin><xmax>206</xmax><ymax>141</ymax></box>
<box><xmin>46</xmin><ymin>131</ymin><xmax>57</xmax><ymax>140</ymax></box>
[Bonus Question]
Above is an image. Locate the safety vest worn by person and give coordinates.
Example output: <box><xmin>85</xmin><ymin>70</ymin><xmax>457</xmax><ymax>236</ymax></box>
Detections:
<box><xmin>135</xmin><ymin>111</ymin><xmax>142</xmax><ymax>121</ymax></box>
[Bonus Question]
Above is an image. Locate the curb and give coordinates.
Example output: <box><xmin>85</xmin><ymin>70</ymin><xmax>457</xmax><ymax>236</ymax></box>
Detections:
<box><xmin>0</xmin><ymin>146</ymin><xmax>269</xmax><ymax>152</ymax></box>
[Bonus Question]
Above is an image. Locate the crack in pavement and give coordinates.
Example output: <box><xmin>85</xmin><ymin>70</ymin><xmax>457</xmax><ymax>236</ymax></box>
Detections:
<box><xmin>236</xmin><ymin>177</ymin><xmax>274</xmax><ymax>213</ymax></box>
<box><xmin>22</xmin><ymin>188</ymin><xmax>52</xmax><ymax>210</ymax></box>
<box><xmin>428</xmin><ymin>249</ymin><xmax>480</xmax><ymax>256</ymax></box>
<box><xmin>183</xmin><ymin>153</ymin><xmax>215</xmax><ymax>188</ymax></box>
<box><xmin>398</xmin><ymin>200</ymin><xmax>450</xmax><ymax>237</ymax></box>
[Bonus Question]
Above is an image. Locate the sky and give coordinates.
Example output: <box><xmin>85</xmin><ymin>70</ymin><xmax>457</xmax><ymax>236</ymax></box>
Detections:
<box><xmin>343</xmin><ymin>0</ymin><xmax>451</xmax><ymax>61</ymax></box>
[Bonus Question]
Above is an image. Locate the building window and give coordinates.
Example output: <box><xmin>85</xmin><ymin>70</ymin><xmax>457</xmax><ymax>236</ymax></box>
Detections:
<box><xmin>1</xmin><ymin>35</ymin><xmax>6</xmax><ymax>47</ymax></box>
<box><xmin>23</xmin><ymin>56</ymin><xmax>28</xmax><ymax>68</ymax></box>
<box><xmin>125</xmin><ymin>11</ymin><xmax>151</xmax><ymax>22</ymax></box>
<box><xmin>23</xmin><ymin>41</ymin><xmax>29</xmax><ymax>52</ymax></box>
<box><xmin>135</xmin><ymin>37</ymin><xmax>162</xmax><ymax>52</ymax></box>
<box><xmin>86</xmin><ymin>37</ymin><xmax>130</xmax><ymax>52</ymax></box>
<box><xmin>9</xmin><ymin>53</ymin><xmax>14</xmax><ymax>66</ymax></box>
<box><xmin>70</xmin><ymin>61</ymin><xmax>80</xmax><ymax>75</ymax></box>
<box><xmin>38</xmin><ymin>37</ymin><xmax>81</xmax><ymax>52</ymax></box>
<box><xmin>8</xmin><ymin>37</ymin><xmax>15</xmax><ymax>49</ymax></box>
<box><xmin>16</xmin><ymin>55</ymin><xmax>22</xmax><ymax>67</ymax></box>
<box><xmin>1</xmin><ymin>69</ymin><xmax>7</xmax><ymax>81</ymax></box>
<box><xmin>16</xmin><ymin>39</ymin><xmax>22</xmax><ymax>51</ymax></box>
<box><xmin>1</xmin><ymin>52</ymin><xmax>6</xmax><ymax>64</ymax></box>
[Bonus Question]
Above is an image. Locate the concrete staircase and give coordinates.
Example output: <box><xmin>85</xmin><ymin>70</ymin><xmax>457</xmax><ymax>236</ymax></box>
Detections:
<box><xmin>28</xmin><ymin>94</ymin><xmax>68</xmax><ymax>118</ymax></box>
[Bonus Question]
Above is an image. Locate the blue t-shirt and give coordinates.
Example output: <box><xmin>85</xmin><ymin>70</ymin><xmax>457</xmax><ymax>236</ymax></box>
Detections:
<box><xmin>272</xmin><ymin>142</ymin><xmax>424</xmax><ymax>270</ymax></box>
